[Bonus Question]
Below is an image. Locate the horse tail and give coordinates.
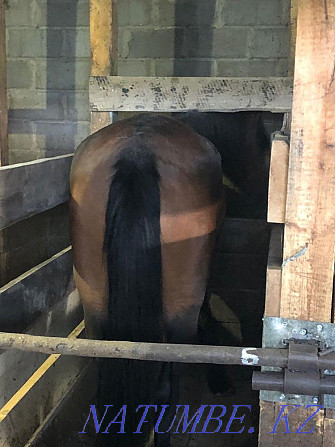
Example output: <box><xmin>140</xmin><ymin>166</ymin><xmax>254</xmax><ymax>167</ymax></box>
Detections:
<box><xmin>100</xmin><ymin>145</ymin><xmax>162</xmax><ymax>443</ymax></box>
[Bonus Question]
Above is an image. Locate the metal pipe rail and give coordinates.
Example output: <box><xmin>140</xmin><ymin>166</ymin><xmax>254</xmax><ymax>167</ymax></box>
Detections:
<box><xmin>0</xmin><ymin>331</ymin><xmax>334</xmax><ymax>370</ymax></box>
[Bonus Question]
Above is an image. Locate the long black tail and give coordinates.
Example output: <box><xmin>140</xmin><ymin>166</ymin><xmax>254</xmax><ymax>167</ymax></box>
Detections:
<box><xmin>99</xmin><ymin>145</ymin><xmax>163</xmax><ymax>445</ymax></box>
<box><xmin>99</xmin><ymin>146</ymin><xmax>163</xmax><ymax>446</ymax></box>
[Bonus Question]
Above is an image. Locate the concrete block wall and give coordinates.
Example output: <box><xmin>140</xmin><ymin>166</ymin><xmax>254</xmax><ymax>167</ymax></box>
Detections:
<box><xmin>6</xmin><ymin>0</ymin><xmax>91</xmax><ymax>164</ymax></box>
<box><xmin>118</xmin><ymin>0</ymin><xmax>291</xmax><ymax>77</ymax></box>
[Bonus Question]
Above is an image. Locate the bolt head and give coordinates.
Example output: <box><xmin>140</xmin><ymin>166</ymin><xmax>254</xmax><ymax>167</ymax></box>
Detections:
<box><xmin>300</xmin><ymin>328</ymin><xmax>307</xmax><ymax>336</ymax></box>
<box><xmin>313</xmin><ymin>396</ymin><xmax>318</xmax><ymax>404</ymax></box>
<box><xmin>316</xmin><ymin>324</ymin><xmax>323</xmax><ymax>332</ymax></box>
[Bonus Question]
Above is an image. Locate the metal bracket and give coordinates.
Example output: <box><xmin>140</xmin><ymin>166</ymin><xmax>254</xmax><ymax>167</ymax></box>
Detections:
<box><xmin>254</xmin><ymin>316</ymin><xmax>335</xmax><ymax>409</ymax></box>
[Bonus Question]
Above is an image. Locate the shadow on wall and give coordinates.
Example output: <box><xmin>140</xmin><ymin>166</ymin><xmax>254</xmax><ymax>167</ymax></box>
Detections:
<box><xmin>8</xmin><ymin>0</ymin><xmax>83</xmax><ymax>161</ymax></box>
<box><xmin>173</xmin><ymin>0</ymin><xmax>216</xmax><ymax>76</ymax></box>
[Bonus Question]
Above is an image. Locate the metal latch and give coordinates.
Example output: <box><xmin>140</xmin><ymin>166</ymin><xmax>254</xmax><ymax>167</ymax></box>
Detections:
<box><xmin>253</xmin><ymin>316</ymin><xmax>335</xmax><ymax>408</ymax></box>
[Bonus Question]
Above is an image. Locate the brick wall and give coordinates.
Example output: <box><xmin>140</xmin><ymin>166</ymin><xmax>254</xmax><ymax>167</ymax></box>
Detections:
<box><xmin>118</xmin><ymin>0</ymin><xmax>291</xmax><ymax>77</ymax></box>
<box><xmin>6</xmin><ymin>0</ymin><xmax>291</xmax><ymax>163</ymax></box>
<box><xmin>6</xmin><ymin>0</ymin><xmax>91</xmax><ymax>164</ymax></box>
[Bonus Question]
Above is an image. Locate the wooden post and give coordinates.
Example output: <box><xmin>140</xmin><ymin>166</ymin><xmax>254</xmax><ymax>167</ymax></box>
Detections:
<box><xmin>0</xmin><ymin>0</ymin><xmax>8</xmax><ymax>166</ymax></box>
<box><xmin>90</xmin><ymin>0</ymin><xmax>118</xmax><ymax>133</ymax></box>
<box><xmin>259</xmin><ymin>1</ymin><xmax>335</xmax><ymax>444</ymax></box>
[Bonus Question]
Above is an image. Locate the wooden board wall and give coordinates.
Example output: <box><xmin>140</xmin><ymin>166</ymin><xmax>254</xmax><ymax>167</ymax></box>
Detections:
<box><xmin>259</xmin><ymin>1</ymin><xmax>335</xmax><ymax>445</ymax></box>
<box><xmin>0</xmin><ymin>0</ymin><xmax>8</xmax><ymax>166</ymax></box>
<box><xmin>0</xmin><ymin>154</ymin><xmax>73</xmax><ymax>230</ymax></box>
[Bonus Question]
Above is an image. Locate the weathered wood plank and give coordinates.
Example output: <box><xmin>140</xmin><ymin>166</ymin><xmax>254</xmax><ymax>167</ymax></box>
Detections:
<box><xmin>90</xmin><ymin>110</ymin><xmax>111</xmax><ymax>133</ymax></box>
<box><xmin>25</xmin><ymin>362</ymin><xmax>96</xmax><ymax>447</ymax></box>
<box><xmin>90</xmin><ymin>0</ymin><xmax>113</xmax><ymax>76</ymax></box>
<box><xmin>90</xmin><ymin>0</ymin><xmax>117</xmax><ymax>133</ymax></box>
<box><xmin>0</xmin><ymin>289</ymin><xmax>82</xmax><ymax>409</ymax></box>
<box><xmin>0</xmin><ymin>154</ymin><xmax>73</xmax><ymax>229</ymax></box>
<box><xmin>267</xmin><ymin>136</ymin><xmax>289</xmax><ymax>223</ymax></box>
<box><xmin>0</xmin><ymin>322</ymin><xmax>85</xmax><ymax>447</ymax></box>
<box><xmin>260</xmin><ymin>1</ymin><xmax>335</xmax><ymax>445</ymax></box>
<box><xmin>89</xmin><ymin>76</ymin><xmax>293</xmax><ymax>113</ymax></box>
<box><xmin>0</xmin><ymin>0</ymin><xmax>8</xmax><ymax>166</ymax></box>
<box><xmin>259</xmin><ymin>401</ymin><xmax>325</xmax><ymax>446</ymax></box>
<box><xmin>0</xmin><ymin>247</ymin><xmax>74</xmax><ymax>332</ymax></box>
<box><xmin>280</xmin><ymin>0</ymin><xmax>335</xmax><ymax>322</ymax></box>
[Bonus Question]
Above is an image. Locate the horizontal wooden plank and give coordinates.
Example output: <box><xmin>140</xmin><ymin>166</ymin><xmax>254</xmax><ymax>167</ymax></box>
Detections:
<box><xmin>0</xmin><ymin>154</ymin><xmax>73</xmax><ymax>230</ymax></box>
<box><xmin>0</xmin><ymin>289</ymin><xmax>83</xmax><ymax>409</ymax></box>
<box><xmin>0</xmin><ymin>247</ymin><xmax>74</xmax><ymax>332</ymax></box>
<box><xmin>26</xmin><ymin>362</ymin><xmax>96</xmax><ymax>447</ymax></box>
<box><xmin>90</xmin><ymin>76</ymin><xmax>293</xmax><ymax>113</ymax></box>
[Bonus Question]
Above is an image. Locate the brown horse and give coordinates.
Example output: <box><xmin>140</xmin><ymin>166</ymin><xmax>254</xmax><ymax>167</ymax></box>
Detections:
<box><xmin>70</xmin><ymin>114</ymin><xmax>224</xmax><ymax>446</ymax></box>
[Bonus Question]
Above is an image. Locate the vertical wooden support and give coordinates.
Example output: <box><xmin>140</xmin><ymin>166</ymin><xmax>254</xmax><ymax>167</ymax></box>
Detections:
<box><xmin>289</xmin><ymin>0</ymin><xmax>298</xmax><ymax>77</ymax></box>
<box><xmin>260</xmin><ymin>1</ymin><xmax>335</xmax><ymax>444</ymax></box>
<box><xmin>280</xmin><ymin>0</ymin><xmax>335</xmax><ymax>322</ymax></box>
<box><xmin>90</xmin><ymin>0</ymin><xmax>118</xmax><ymax>133</ymax></box>
<box><xmin>0</xmin><ymin>0</ymin><xmax>8</xmax><ymax>166</ymax></box>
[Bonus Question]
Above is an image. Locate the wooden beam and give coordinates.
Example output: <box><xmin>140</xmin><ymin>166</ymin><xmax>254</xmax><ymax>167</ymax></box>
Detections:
<box><xmin>260</xmin><ymin>1</ymin><xmax>335</xmax><ymax>444</ymax></box>
<box><xmin>90</xmin><ymin>0</ymin><xmax>118</xmax><ymax>133</ymax></box>
<box><xmin>0</xmin><ymin>0</ymin><xmax>8</xmax><ymax>166</ymax></box>
<box><xmin>280</xmin><ymin>0</ymin><xmax>335</xmax><ymax>322</ymax></box>
<box><xmin>89</xmin><ymin>76</ymin><xmax>293</xmax><ymax>113</ymax></box>
<box><xmin>90</xmin><ymin>0</ymin><xmax>112</xmax><ymax>76</ymax></box>
<box><xmin>0</xmin><ymin>247</ymin><xmax>74</xmax><ymax>332</ymax></box>
<box><xmin>267</xmin><ymin>136</ymin><xmax>289</xmax><ymax>223</ymax></box>
<box><xmin>0</xmin><ymin>154</ymin><xmax>72</xmax><ymax>229</ymax></box>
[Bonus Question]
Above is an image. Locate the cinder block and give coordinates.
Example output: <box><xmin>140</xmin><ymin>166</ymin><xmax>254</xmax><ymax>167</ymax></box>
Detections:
<box><xmin>35</xmin><ymin>59</ymin><xmax>90</xmax><ymax>90</ymax></box>
<box><xmin>35</xmin><ymin>0</ymin><xmax>86</xmax><ymax>27</ymax></box>
<box><xmin>118</xmin><ymin>59</ymin><xmax>154</xmax><ymax>76</ymax></box>
<box><xmin>8</xmin><ymin>133</ymin><xmax>37</xmax><ymax>151</ymax></box>
<box><xmin>8</xmin><ymin>118</ymin><xmax>38</xmax><ymax>136</ymax></box>
<box><xmin>6</xmin><ymin>60</ymin><xmax>35</xmax><ymax>89</ymax></box>
<box><xmin>216</xmin><ymin>58</ymin><xmax>289</xmax><ymax>77</ymax></box>
<box><xmin>118</xmin><ymin>0</ymin><xmax>152</xmax><ymax>26</ymax></box>
<box><xmin>8</xmin><ymin>90</ymin><xmax>66</xmax><ymax>121</ymax></box>
<box><xmin>64</xmin><ymin>29</ymin><xmax>90</xmax><ymax>58</ymax></box>
<box><xmin>65</xmin><ymin>92</ymin><xmax>90</xmax><ymax>122</ymax></box>
<box><xmin>213</xmin><ymin>28</ymin><xmax>248</xmax><ymax>58</ymax></box>
<box><xmin>5</xmin><ymin>0</ymin><xmax>35</xmax><ymax>27</ymax></box>
<box><xmin>221</xmin><ymin>0</ymin><xmax>290</xmax><ymax>26</ymax></box>
<box><xmin>7</xmin><ymin>29</ymin><xmax>43</xmax><ymax>57</ymax></box>
<box><xmin>9</xmin><ymin>149</ymin><xmax>42</xmax><ymax>165</ymax></box>
<box><xmin>126</xmin><ymin>29</ymin><xmax>175</xmax><ymax>58</ymax></box>
<box><xmin>74</xmin><ymin>122</ymin><xmax>91</xmax><ymax>148</ymax></box>
<box><xmin>250</xmin><ymin>28</ymin><xmax>290</xmax><ymax>59</ymax></box>
<box><xmin>35</xmin><ymin>121</ymin><xmax>80</xmax><ymax>152</ymax></box>
<box><xmin>157</xmin><ymin>0</ymin><xmax>217</xmax><ymax>26</ymax></box>
<box><xmin>175</xmin><ymin>28</ymin><xmax>219</xmax><ymax>59</ymax></box>
<box><xmin>154</xmin><ymin>58</ymin><xmax>215</xmax><ymax>76</ymax></box>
